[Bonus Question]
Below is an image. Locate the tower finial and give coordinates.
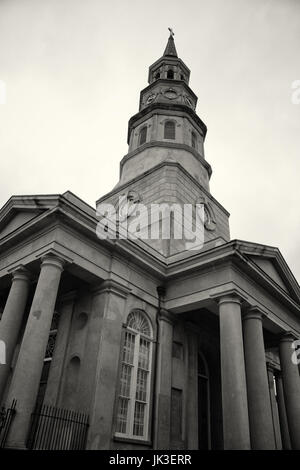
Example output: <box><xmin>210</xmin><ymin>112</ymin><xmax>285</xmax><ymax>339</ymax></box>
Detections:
<box><xmin>163</xmin><ymin>28</ymin><xmax>178</xmax><ymax>57</ymax></box>
<box><xmin>168</xmin><ymin>27</ymin><xmax>174</xmax><ymax>38</ymax></box>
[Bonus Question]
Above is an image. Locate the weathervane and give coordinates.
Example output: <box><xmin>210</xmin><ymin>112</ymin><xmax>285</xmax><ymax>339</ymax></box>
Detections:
<box><xmin>168</xmin><ymin>27</ymin><xmax>174</xmax><ymax>38</ymax></box>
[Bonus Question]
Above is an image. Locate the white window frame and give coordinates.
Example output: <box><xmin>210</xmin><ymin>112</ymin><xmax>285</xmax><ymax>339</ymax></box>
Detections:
<box><xmin>115</xmin><ymin>312</ymin><xmax>153</xmax><ymax>441</ymax></box>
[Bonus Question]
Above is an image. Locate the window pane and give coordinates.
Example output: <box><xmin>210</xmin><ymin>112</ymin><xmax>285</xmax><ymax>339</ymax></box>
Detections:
<box><xmin>136</xmin><ymin>369</ymin><xmax>148</xmax><ymax>402</ymax></box>
<box><xmin>138</xmin><ymin>338</ymin><xmax>150</xmax><ymax>370</ymax></box>
<box><xmin>133</xmin><ymin>402</ymin><xmax>145</xmax><ymax>436</ymax></box>
<box><xmin>45</xmin><ymin>332</ymin><xmax>57</xmax><ymax>359</ymax></box>
<box><xmin>123</xmin><ymin>332</ymin><xmax>135</xmax><ymax>365</ymax></box>
<box><xmin>120</xmin><ymin>364</ymin><xmax>132</xmax><ymax>397</ymax></box>
<box><xmin>116</xmin><ymin>397</ymin><xmax>129</xmax><ymax>434</ymax></box>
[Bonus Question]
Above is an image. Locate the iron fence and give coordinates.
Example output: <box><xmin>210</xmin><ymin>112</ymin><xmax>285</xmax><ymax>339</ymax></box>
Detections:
<box><xmin>0</xmin><ymin>399</ymin><xmax>17</xmax><ymax>449</ymax></box>
<box><xmin>27</xmin><ymin>403</ymin><xmax>89</xmax><ymax>450</ymax></box>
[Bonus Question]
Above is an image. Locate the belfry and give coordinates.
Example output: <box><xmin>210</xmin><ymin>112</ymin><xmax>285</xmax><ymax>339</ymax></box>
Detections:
<box><xmin>0</xmin><ymin>32</ymin><xmax>299</xmax><ymax>451</ymax></box>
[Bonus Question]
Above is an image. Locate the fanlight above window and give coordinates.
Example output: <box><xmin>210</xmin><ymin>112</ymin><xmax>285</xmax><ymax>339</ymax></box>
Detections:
<box><xmin>126</xmin><ymin>309</ymin><xmax>152</xmax><ymax>337</ymax></box>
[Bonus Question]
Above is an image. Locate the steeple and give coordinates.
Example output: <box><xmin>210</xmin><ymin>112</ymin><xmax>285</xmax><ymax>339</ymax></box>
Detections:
<box><xmin>117</xmin><ymin>30</ymin><xmax>210</xmax><ymax>191</ymax></box>
<box><xmin>96</xmin><ymin>33</ymin><xmax>231</xmax><ymax>256</ymax></box>
<box><xmin>163</xmin><ymin>28</ymin><xmax>178</xmax><ymax>57</ymax></box>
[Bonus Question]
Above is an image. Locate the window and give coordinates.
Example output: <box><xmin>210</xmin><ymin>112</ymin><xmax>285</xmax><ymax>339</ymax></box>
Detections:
<box><xmin>116</xmin><ymin>310</ymin><xmax>153</xmax><ymax>440</ymax></box>
<box><xmin>180</xmin><ymin>74</ymin><xmax>185</xmax><ymax>81</ymax></box>
<box><xmin>164</xmin><ymin>121</ymin><xmax>175</xmax><ymax>140</ymax></box>
<box><xmin>191</xmin><ymin>131</ymin><xmax>197</xmax><ymax>149</ymax></box>
<box><xmin>167</xmin><ymin>69</ymin><xmax>174</xmax><ymax>79</ymax></box>
<box><xmin>138</xmin><ymin>126</ymin><xmax>147</xmax><ymax>146</ymax></box>
<box><xmin>155</xmin><ymin>72</ymin><xmax>160</xmax><ymax>80</ymax></box>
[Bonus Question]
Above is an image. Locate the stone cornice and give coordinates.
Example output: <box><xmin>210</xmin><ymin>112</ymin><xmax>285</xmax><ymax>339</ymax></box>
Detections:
<box><xmin>127</xmin><ymin>102</ymin><xmax>207</xmax><ymax>143</ymax></box>
<box><xmin>120</xmin><ymin>141</ymin><xmax>212</xmax><ymax>178</ymax></box>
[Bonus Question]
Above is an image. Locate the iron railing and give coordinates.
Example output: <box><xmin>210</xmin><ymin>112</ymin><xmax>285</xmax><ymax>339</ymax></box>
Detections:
<box><xmin>0</xmin><ymin>399</ymin><xmax>17</xmax><ymax>449</ymax></box>
<box><xmin>27</xmin><ymin>403</ymin><xmax>89</xmax><ymax>450</ymax></box>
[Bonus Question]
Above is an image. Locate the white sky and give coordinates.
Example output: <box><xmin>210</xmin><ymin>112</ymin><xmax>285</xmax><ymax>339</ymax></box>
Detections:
<box><xmin>0</xmin><ymin>0</ymin><xmax>299</xmax><ymax>281</ymax></box>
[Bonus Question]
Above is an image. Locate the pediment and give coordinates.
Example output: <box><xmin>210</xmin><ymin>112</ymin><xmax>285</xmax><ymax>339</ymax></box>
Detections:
<box><xmin>0</xmin><ymin>195</ymin><xmax>61</xmax><ymax>241</ymax></box>
<box><xmin>234</xmin><ymin>240</ymin><xmax>300</xmax><ymax>302</ymax></box>
<box><xmin>0</xmin><ymin>209</ymin><xmax>44</xmax><ymax>240</ymax></box>
<box><xmin>248</xmin><ymin>256</ymin><xmax>289</xmax><ymax>293</ymax></box>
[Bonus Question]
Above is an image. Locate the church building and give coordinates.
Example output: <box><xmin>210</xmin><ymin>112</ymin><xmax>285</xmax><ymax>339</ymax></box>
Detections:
<box><xmin>0</xmin><ymin>32</ymin><xmax>300</xmax><ymax>451</ymax></box>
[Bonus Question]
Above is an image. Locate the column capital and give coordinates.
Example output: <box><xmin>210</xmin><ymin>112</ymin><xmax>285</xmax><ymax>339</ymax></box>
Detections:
<box><xmin>159</xmin><ymin>308</ymin><xmax>174</xmax><ymax>325</ymax></box>
<box><xmin>40</xmin><ymin>254</ymin><xmax>65</xmax><ymax>272</ymax></box>
<box><xmin>217</xmin><ymin>294</ymin><xmax>243</xmax><ymax>306</ymax></box>
<box><xmin>9</xmin><ymin>266</ymin><xmax>31</xmax><ymax>283</ymax></box>
<box><xmin>279</xmin><ymin>331</ymin><xmax>298</xmax><ymax>344</ymax></box>
<box><xmin>242</xmin><ymin>306</ymin><xmax>266</xmax><ymax>322</ymax></box>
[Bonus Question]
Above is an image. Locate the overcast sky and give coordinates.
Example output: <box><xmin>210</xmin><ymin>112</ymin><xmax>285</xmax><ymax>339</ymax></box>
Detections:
<box><xmin>0</xmin><ymin>0</ymin><xmax>299</xmax><ymax>281</ymax></box>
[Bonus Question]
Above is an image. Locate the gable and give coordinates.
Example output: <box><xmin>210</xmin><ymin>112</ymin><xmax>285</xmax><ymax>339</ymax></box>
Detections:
<box><xmin>249</xmin><ymin>256</ymin><xmax>290</xmax><ymax>294</ymax></box>
<box><xmin>0</xmin><ymin>211</ymin><xmax>42</xmax><ymax>239</ymax></box>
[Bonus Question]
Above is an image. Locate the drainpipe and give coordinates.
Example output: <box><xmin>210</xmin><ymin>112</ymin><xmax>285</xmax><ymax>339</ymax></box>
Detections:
<box><xmin>151</xmin><ymin>285</ymin><xmax>166</xmax><ymax>447</ymax></box>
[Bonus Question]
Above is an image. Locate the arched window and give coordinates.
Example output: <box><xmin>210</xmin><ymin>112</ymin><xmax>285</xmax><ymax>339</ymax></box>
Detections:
<box><xmin>191</xmin><ymin>131</ymin><xmax>197</xmax><ymax>149</ymax></box>
<box><xmin>198</xmin><ymin>352</ymin><xmax>211</xmax><ymax>449</ymax></box>
<box><xmin>155</xmin><ymin>72</ymin><xmax>160</xmax><ymax>80</ymax></box>
<box><xmin>138</xmin><ymin>126</ymin><xmax>147</xmax><ymax>146</ymax></box>
<box><xmin>180</xmin><ymin>74</ymin><xmax>185</xmax><ymax>81</ymax></box>
<box><xmin>164</xmin><ymin>120</ymin><xmax>176</xmax><ymax>140</ymax></box>
<box><xmin>167</xmin><ymin>69</ymin><xmax>174</xmax><ymax>79</ymax></box>
<box><xmin>116</xmin><ymin>310</ymin><xmax>153</xmax><ymax>439</ymax></box>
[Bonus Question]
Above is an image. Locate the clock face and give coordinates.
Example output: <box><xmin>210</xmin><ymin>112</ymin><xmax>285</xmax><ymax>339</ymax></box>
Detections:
<box><xmin>164</xmin><ymin>88</ymin><xmax>177</xmax><ymax>100</ymax></box>
<box><xmin>146</xmin><ymin>93</ymin><xmax>156</xmax><ymax>104</ymax></box>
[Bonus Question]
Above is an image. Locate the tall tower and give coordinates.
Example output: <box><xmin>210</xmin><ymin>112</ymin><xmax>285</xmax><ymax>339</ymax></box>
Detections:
<box><xmin>97</xmin><ymin>31</ymin><xmax>230</xmax><ymax>256</ymax></box>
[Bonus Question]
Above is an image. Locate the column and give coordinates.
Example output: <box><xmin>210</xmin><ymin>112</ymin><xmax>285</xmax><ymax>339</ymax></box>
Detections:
<box><xmin>5</xmin><ymin>254</ymin><xmax>64</xmax><ymax>449</ymax></box>
<box><xmin>242</xmin><ymin>309</ymin><xmax>276</xmax><ymax>449</ymax></box>
<box><xmin>266</xmin><ymin>363</ymin><xmax>282</xmax><ymax>449</ymax></box>
<box><xmin>0</xmin><ymin>267</ymin><xmax>31</xmax><ymax>403</ymax></box>
<box><xmin>218</xmin><ymin>295</ymin><xmax>250</xmax><ymax>449</ymax></box>
<box><xmin>279</xmin><ymin>332</ymin><xmax>300</xmax><ymax>449</ymax></box>
<box><xmin>86</xmin><ymin>280</ymin><xmax>130</xmax><ymax>450</ymax></box>
<box><xmin>275</xmin><ymin>371</ymin><xmax>291</xmax><ymax>450</ymax></box>
<box><xmin>154</xmin><ymin>309</ymin><xmax>174</xmax><ymax>449</ymax></box>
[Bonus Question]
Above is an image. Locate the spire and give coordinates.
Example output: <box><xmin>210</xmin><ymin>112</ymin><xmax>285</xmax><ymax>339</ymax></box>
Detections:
<box><xmin>163</xmin><ymin>27</ymin><xmax>178</xmax><ymax>57</ymax></box>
